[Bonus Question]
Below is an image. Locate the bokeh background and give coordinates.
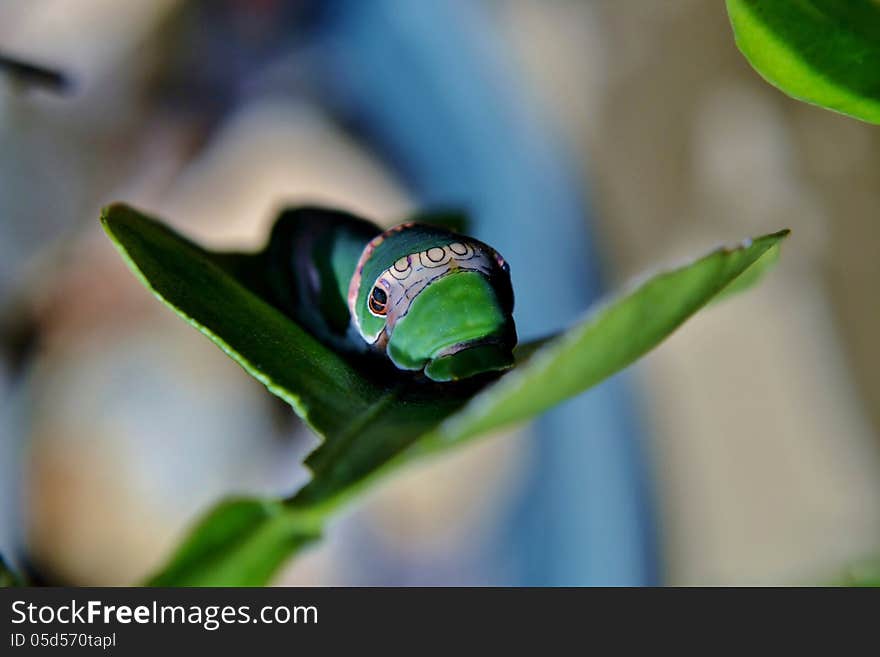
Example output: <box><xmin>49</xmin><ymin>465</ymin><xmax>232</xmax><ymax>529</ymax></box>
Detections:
<box><xmin>2</xmin><ymin>0</ymin><xmax>879</xmax><ymax>586</ymax></box>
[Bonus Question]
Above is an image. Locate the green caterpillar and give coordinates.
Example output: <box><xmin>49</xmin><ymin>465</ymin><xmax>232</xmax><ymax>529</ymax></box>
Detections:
<box><xmin>263</xmin><ymin>207</ymin><xmax>516</xmax><ymax>382</ymax></box>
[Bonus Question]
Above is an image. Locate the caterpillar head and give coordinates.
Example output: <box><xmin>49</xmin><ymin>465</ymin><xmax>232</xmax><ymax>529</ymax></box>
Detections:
<box><xmin>348</xmin><ymin>224</ymin><xmax>516</xmax><ymax>382</ymax></box>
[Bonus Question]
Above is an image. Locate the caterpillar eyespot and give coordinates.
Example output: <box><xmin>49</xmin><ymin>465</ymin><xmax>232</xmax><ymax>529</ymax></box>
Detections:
<box><xmin>368</xmin><ymin>285</ymin><xmax>389</xmax><ymax>316</ymax></box>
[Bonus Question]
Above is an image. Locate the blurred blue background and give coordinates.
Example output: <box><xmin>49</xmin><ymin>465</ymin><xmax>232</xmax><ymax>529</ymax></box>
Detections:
<box><xmin>1</xmin><ymin>0</ymin><xmax>879</xmax><ymax>585</ymax></box>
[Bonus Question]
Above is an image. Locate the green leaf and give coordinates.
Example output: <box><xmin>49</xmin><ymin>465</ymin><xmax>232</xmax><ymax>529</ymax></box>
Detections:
<box><xmin>726</xmin><ymin>0</ymin><xmax>880</xmax><ymax>124</ymax></box>
<box><xmin>0</xmin><ymin>553</ymin><xmax>24</xmax><ymax>587</ymax></box>
<box><xmin>711</xmin><ymin>238</ymin><xmax>782</xmax><ymax>304</ymax></box>
<box><xmin>101</xmin><ymin>205</ymin><xmax>384</xmax><ymax>440</ymax></box>
<box><xmin>101</xmin><ymin>204</ymin><xmax>788</xmax><ymax>585</ymax></box>
<box><xmin>147</xmin><ymin>499</ymin><xmax>322</xmax><ymax>586</ymax></box>
<box><xmin>838</xmin><ymin>558</ymin><xmax>880</xmax><ymax>587</ymax></box>
<box><xmin>412</xmin><ymin>232</ymin><xmax>790</xmax><ymax>455</ymax></box>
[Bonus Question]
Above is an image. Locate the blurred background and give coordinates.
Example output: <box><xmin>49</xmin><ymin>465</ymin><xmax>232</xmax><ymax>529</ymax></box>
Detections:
<box><xmin>1</xmin><ymin>0</ymin><xmax>879</xmax><ymax>586</ymax></box>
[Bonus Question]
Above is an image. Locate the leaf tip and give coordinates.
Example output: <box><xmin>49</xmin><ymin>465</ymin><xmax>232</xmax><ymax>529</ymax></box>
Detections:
<box><xmin>99</xmin><ymin>201</ymin><xmax>130</xmax><ymax>226</ymax></box>
<box><xmin>773</xmin><ymin>227</ymin><xmax>791</xmax><ymax>239</ymax></box>
<box><xmin>767</xmin><ymin>227</ymin><xmax>791</xmax><ymax>249</ymax></box>
<box><xmin>753</xmin><ymin>227</ymin><xmax>791</xmax><ymax>250</ymax></box>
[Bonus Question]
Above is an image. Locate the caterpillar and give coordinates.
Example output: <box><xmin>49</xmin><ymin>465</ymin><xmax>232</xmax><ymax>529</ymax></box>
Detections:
<box><xmin>263</xmin><ymin>207</ymin><xmax>517</xmax><ymax>382</ymax></box>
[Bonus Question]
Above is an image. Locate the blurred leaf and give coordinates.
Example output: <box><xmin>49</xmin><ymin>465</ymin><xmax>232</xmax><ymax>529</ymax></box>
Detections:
<box><xmin>406</xmin><ymin>209</ymin><xmax>470</xmax><ymax>233</ymax></box>
<box><xmin>147</xmin><ymin>499</ymin><xmax>322</xmax><ymax>587</ymax></box>
<box><xmin>727</xmin><ymin>0</ymin><xmax>880</xmax><ymax>123</ymax></box>
<box><xmin>0</xmin><ymin>554</ymin><xmax>23</xmax><ymax>587</ymax></box>
<box><xmin>102</xmin><ymin>204</ymin><xmax>787</xmax><ymax>585</ymax></box>
<box><xmin>0</xmin><ymin>51</ymin><xmax>70</xmax><ymax>93</ymax></box>
<box><xmin>838</xmin><ymin>559</ymin><xmax>880</xmax><ymax>587</ymax></box>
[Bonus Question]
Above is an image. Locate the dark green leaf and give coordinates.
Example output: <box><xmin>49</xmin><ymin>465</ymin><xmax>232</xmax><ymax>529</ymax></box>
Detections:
<box><xmin>727</xmin><ymin>0</ymin><xmax>880</xmax><ymax>124</ymax></box>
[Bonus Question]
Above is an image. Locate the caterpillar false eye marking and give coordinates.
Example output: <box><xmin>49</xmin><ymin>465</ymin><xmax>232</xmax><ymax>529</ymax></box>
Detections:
<box><xmin>368</xmin><ymin>285</ymin><xmax>389</xmax><ymax>316</ymax></box>
<box><xmin>265</xmin><ymin>207</ymin><xmax>516</xmax><ymax>382</ymax></box>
